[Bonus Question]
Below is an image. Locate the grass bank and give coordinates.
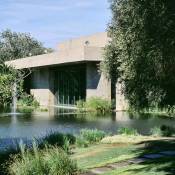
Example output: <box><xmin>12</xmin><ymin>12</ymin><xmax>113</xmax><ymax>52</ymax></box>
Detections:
<box><xmin>73</xmin><ymin>137</ymin><xmax>175</xmax><ymax>174</ymax></box>
<box><xmin>1</xmin><ymin>128</ymin><xmax>175</xmax><ymax>175</ymax></box>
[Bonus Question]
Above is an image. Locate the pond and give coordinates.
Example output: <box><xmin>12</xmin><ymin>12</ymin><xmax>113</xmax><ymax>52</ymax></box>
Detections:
<box><xmin>0</xmin><ymin>107</ymin><xmax>175</xmax><ymax>139</ymax></box>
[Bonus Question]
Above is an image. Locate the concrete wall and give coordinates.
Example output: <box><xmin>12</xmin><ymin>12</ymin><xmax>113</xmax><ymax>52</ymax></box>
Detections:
<box><xmin>30</xmin><ymin>68</ymin><xmax>55</xmax><ymax>107</ymax></box>
<box><xmin>28</xmin><ymin>64</ymin><xmax>128</xmax><ymax>111</ymax></box>
<box><xmin>86</xmin><ymin>63</ymin><xmax>111</xmax><ymax>100</ymax></box>
<box><xmin>29</xmin><ymin>62</ymin><xmax>112</xmax><ymax>107</ymax></box>
<box><xmin>58</xmin><ymin>32</ymin><xmax>108</xmax><ymax>51</ymax></box>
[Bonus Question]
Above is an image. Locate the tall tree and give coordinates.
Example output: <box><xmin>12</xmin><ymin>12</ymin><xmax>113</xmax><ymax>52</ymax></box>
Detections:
<box><xmin>0</xmin><ymin>29</ymin><xmax>52</xmax><ymax>62</ymax></box>
<box><xmin>103</xmin><ymin>0</ymin><xmax>175</xmax><ymax>109</ymax></box>
<box><xmin>0</xmin><ymin>63</ymin><xmax>24</xmax><ymax>106</ymax></box>
<box><xmin>0</xmin><ymin>29</ymin><xmax>52</xmax><ymax>106</ymax></box>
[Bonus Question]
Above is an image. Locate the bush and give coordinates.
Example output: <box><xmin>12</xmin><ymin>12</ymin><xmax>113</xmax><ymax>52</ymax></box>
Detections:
<box><xmin>76</xmin><ymin>137</ymin><xmax>89</xmax><ymax>148</ymax></box>
<box><xmin>80</xmin><ymin>129</ymin><xmax>106</xmax><ymax>144</ymax></box>
<box><xmin>118</xmin><ymin>127</ymin><xmax>138</xmax><ymax>136</ymax></box>
<box><xmin>76</xmin><ymin>100</ymin><xmax>86</xmax><ymax>112</ymax></box>
<box><xmin>0</xmin><ymin>147</ymin><xmax>21</xmax><ymax>175</ymax></box>
<box><xmin>160</xmin><ymin>125</ymin><xmax>173</xmax><ymax>137</ymax></box>
<box><xmin>151</xmin><ymin>125</ymin><xmax>174</xmax><ymax>137</ymax></box>
<box><xmin>39</xmin><ymin>131</ymin><xmax>76</xmax><ymax>150</ymax></box>
<box><xmin>150</xmin><ymin>127</ymin><xmax>162</xmax><ymax>137</ymax></box>
<box><xmin>77</xmin><ymin>97</ymin><xmax>111</xmax><ymax>113</ymax></box>
<box><xmin>9</xmin><ymin>144</ymin><xmax>78</xmax><ymax>175</ymax></box>
<box><xmin>0</xmin><ymin>64</ymin><xmax>23</xmax><ymax>107</ymax></box>
<box><xmin>18</xmin><ymin>93</ymin><xmax>39</xmax><ymax>108</ymax></box>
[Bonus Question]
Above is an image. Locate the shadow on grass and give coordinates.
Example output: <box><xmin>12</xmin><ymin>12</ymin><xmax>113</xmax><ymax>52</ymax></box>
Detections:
<box><xmin>126</xmin><ymin>139</ymin><xmax>175</xmax><ymax>175</ymax></box>
<box><xmin>0</xmin><ymin>148</ymin><xmax>20</xmax><ymax>175</ymax></box>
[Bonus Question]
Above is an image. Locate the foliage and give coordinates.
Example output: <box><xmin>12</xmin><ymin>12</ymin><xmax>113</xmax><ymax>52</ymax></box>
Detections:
<box><xmin>39</xmin><ymin>131</ymin><xmax>76</xmax><ymax>151</ymax></box>
<box><xmin>77</xmin><ymin>97</ymin><xmax>111</xmax><ymax>113</ymax></box>
<box><xmin>103</xmin><ymin>0</ymin><xmax>175</xmax><ymax>110</ymax></box>
<box><xmin>0</xmin><ymin>64</ymin><xmax>23</xmax><ymax>106</ymax></box>
<box><xmin>150</xmin><ymin>125</ymin><xmax>174</xmax><ymax>137</ymax></box>
<box><xmin>150</xmin><ymin>127</ymin><xmax>162</xmax><ymax>137</ymax></box>
<box><xmin>9</xmin><ymin>144</ymin><xmax>78</xmax><ymax>175</ymax></box>
<box><xmin>0</xmin><ymin>29</ymin><xmax>53</xmax><ymax>107</ymax></box>
<box><xmin>76</xmin><ymin>100</ymin><xmax>86</xmax><ymax>112</ymax></box>
<box><xmin>18</xmin><ymin>93</ymin><xmax>39</xmax><ymax>108</ymax></box>
<box><xmin>79</xmin><ymin>129</ymin><xmax>106</xmax><ymax>145</ymax></box>
<box><xmin>0</xmin><ymin>147</ymin><xmax>21</xmax><ymax>175</ymax></box>
<box><xmin>118</xmin><ymin>127</ymin><xmax>138</xmax><ymax>136</ymax></box>
<box><xmin>0</xmin><ymin>29</ymin><xmax>52</xmax><ymax>62</ymax></box>
<box><xmin>76</xmin><ymin>137</ymin><xmax>89</xmax><ymax>148</ymax></box>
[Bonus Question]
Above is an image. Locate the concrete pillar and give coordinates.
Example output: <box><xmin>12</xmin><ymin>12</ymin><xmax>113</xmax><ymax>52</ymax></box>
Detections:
<box><xmin>30</xmin><ymin>68</ymin><xmax>55</xmax><ymax>107</ymax></box>
<box><xmin>86</xmin><ymin>62</ymin><xmax>111</xmax><ymax>100</ymax></box>
<box><xmin>115</xmin><ymin>81</ymin><xmax>128</xmax><ymax>111</ymax></box>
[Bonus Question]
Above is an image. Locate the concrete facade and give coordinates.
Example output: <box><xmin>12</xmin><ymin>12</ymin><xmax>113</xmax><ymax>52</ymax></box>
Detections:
<box><xmin>6</xmin><ymin>32</ymin><xmax>128</xmax><ymax>110</ymax></box>
<box><xmin>86</xmin><ymin>63</ymin><xmax>111</xmax><ymax>100</ymax></box>
<box><xmin>6</xmin><ymin>33</ymin><xmax>108</xmax><ymax>70</ymax></box>
<box><xmin>30</xmin><ymin>68</ymin><xmax>55</xmax><ymax>106</ymax></box>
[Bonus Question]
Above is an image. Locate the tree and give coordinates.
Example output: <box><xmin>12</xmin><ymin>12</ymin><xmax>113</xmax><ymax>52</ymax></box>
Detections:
<box><xmin>0</xmin><ymin>29</ymin><xmax>52</xmax><ymax>62</ymax></box>
<box><xmin>0</xmin><ymin>29</ymin><xmax>52</xmax><ymax>106</ymax></box>
<box><xmin>0</xmin><ymin>63</ymin><xmax>23</xmax><ymax>106</ymax></box>
<box><xmin>103</xmin><ymin>0</ymin><xmax>175</xmax><ymax>110</ymax></box>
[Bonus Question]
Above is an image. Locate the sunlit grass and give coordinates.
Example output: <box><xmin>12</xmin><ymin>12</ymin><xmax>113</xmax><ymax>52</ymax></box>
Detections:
<box><xmin>72</xmin><ymin>143</ymin><xmax>140</xmax><ymax>169</ymax></box>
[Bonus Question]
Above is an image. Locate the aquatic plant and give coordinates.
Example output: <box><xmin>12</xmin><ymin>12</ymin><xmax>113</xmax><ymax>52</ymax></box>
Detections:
<box><xmin>77</xmin><ymin>97</ymin><xmax>111</xmax><ymax>113</ymax></box>
<box><xmin>9</xmin><ymin>144</ymin><xmax>78</xmax><ymax>175</ymax></box>
<box><xmin>77</xmin><ymin>129</ymin><xmax>107</xmax><ymax>147</ymax></box>
<box><xmin>38</xmin><ymin>131</ymin><xmax>76</xmax><ymax>151</ymax></box>
<box><xmin>150</xmin><ymin>125</ymin><xmax>174</xmax><ymax>137</ymax></box>
<box><xmin>118</xmin><ymin>127</ymin><xmax>138</xmax><ymax>136</ymax></box>
<box><xmin>18</xmin><ymin>93</ymin><xmax>39</xmax><ymax>108</ymax></box>
<box><xmin>0</xmin><ymin>147</ymin><xmax>21</xmax><ymax>175</ymax></box>
<box><xmin>76</xmin><ymin>137</ymin><xmax>89</xmax><ymax>148</ymax></box>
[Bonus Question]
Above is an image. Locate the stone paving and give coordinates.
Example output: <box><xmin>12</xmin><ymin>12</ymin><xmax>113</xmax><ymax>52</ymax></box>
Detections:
<box><xmin>82</xmin><ymin>150</ymin><xmax>175</xmax><ymax>175</ymax></box>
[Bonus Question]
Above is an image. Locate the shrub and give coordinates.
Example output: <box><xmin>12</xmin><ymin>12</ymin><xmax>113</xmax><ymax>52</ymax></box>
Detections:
<box><xmin>0</xmin><ymin>147</ymin><xmax>21</xmax><ymax>175</ymax></box>
<box><xmin>76</xmin><ymin>100</ymin><xmax>86</xmax><ymax>113</ymax></box>
<box><xmin>18</xmin><ymin>93</ymin><xmax>39</xmax><ymax>108</ymax></box>
<box><xmin>150</xmin><ymin>127</ymin><xmax>162</xmax><ymax>137</ymax></box>
<box><xmin>39</xmin><ymin>131</ymin><xmax>76</xmax><ymax>150</ymax></box>
<box><xmin>76</xmin><ymin>100</ymin><xmax>86</xmax><ymax>109</ymax></box>
<box><xmin>80</xmin><ymin>129</ymin><xmax>106</xmax><ymax>144</ymax></box>
<box><xmin>76</xmin><ymin>137</ymin><xmax>89</xmax><ymax>148</ymax></box>
<box><xmin>160</xmin><ymin>125</ymin><xmax>173</xmax><ymax>137</ymax></box>
<box><xmin>0</xmin><ymin>65</ymin><xmax>23</xmax><ymax>107</ymax></box>
<box><xmin>77</xmin><ymin>97</ymin><xmax>111</xmax><ymax>113</ymax></box>
<box><xmin>9</xmin><ymin>144</ymin><xmax>78</xmax><ymax>175</ymax></box>
<box><xmin>151</xmin><ymin>125</ymin><xmax>174</xmax><ymax>137</ymax></box>
<box><xmin>118</xmin><ymin>127</ymin><xmax>138</xmax><ymax>136</ymax></box>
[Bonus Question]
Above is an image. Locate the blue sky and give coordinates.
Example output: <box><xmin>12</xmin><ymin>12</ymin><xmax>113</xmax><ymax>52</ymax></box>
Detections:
<box><xmin>0</xmin><ymin>0</ymin><xmax>111</xmax><ymax>48</ymax></box>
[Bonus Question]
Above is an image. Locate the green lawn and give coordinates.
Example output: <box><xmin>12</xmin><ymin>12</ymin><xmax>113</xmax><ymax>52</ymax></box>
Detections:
<box><xmin>72</xmin><ymin>138</ymin><xmax>175</xmax><ymax>175</ymax></box>
<box><xmin>104</xmin><ymin>158</ymin><xmax>175</xmax><ymax>175</ymax></box>
<box><xmin>72</xmin><ymin>143</ymin><xmax>141</xmax><ymax>169</ymax></box>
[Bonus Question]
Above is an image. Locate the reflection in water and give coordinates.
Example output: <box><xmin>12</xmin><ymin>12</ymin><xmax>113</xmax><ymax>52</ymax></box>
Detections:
<box><xmin>0</xmin><ymin>107</ymin><xmax>175</xmax><ymax>139</ymax></box>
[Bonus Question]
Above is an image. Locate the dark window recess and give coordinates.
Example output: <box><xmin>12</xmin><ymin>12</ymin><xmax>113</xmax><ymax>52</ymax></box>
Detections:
<box><xmin>54</xmin><ymin>64</ymin><xmax>86</xmax><ymax>106</ymax></box>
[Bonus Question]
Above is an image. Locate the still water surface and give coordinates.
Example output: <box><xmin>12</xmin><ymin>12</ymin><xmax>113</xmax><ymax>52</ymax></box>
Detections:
<box><xmin>0</xmin><ymin>108</ymin><xmax>175</xmax><ymax>138</ymax></box>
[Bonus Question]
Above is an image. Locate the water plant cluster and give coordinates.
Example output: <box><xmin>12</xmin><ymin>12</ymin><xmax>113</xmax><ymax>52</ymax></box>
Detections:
<box><xmin>118</xmin><ymin>125</ymin><xmax>175</xmax><ymax>137</ymax></box>
<box><xmin>76</xmin><ymin>97</ymin><xmax>112</xmax><ymax>113</ymax></box>
<box><xmin>76</xmin><ymin>129</ymin><xmax>106</xmax><ymax>148</ymax></box>
<box><xmin>9</xmin><ymin>145</ymin><xmax>77</xmax><ymax>175</ymax></box>
<box><xmin>17</xmin><ymin>93</ymin><xmax>39</xmax><ymax>108</ymax></box>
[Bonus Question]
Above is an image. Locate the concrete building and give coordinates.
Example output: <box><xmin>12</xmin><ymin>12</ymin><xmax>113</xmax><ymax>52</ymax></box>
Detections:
<box><xmin>6</xmin><ymin>32</ymin><xmax>127</xmax><ymax>110</ymax></box>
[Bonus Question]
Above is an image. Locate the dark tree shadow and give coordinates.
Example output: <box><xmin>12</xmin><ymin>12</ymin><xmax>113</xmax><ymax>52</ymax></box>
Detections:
<box><xmin>126</xmin><ymin>139</ymin><xmax>175</xmax><ymax>175</ymax></box>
